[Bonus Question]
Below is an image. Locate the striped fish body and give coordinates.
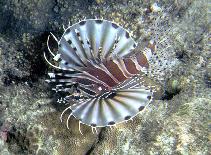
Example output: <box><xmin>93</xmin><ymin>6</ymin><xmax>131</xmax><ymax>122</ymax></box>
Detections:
<box><xmin>68</xmin><ymin>52</ymin><xmax>150</xmax><ymax>96</ymax></box>
<box><xmin>45</xmin><ymin>19</ymin><xmax>153</xmax><ymax>128</ymax></box>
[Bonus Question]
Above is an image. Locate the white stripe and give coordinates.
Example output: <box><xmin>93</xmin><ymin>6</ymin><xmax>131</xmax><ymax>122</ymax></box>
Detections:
<box><xmin>70</xmin><ymin>72</ymin><xmax>111</xmax><ymax>89</ymax></box>
<box><xmin>113</xmin><ymin>59</ymin><xmax>133</xmax><ymax>78</ymax></box>
<box><xmin>132</xmin><ymin>57</ymin><xmax>143</xmax><ymax>71</ymax></box>
<box><xmin>93</xmin><ymin>63</ymin><xmax>119</xmax><ymax>83</ymax></box>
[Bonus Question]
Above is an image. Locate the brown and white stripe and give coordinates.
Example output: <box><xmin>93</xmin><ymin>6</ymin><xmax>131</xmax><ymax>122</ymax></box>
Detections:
<box><xmin>45</xmin><ymin>19</ymin><xmax>154</xmax><ymax>128</ymax></box>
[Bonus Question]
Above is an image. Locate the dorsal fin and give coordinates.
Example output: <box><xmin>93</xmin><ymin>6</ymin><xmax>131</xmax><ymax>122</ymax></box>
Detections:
<box><xmin>58</xmin><ymin>19</ymin><xmax>137</xmax><ymax>68</ymax></box>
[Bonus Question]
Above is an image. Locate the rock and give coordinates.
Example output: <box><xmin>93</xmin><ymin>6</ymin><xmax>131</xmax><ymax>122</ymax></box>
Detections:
<box><xmin>89</xmin><ymin>97</ymin><xmax>210</xmax><ymax>154</ymax></box>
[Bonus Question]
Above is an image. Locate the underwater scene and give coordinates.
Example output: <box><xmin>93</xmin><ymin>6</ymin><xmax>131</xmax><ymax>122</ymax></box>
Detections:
<box><xmin>0</xmin><ymin>0</ymin><xmax>210</xmax><ymax>154</ymax></box>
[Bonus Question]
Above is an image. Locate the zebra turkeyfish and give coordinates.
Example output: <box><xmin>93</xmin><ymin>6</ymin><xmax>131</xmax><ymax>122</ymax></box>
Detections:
<box><xmin>44</xmin><ymin>19</ymin><xmax>154</xmax><ymax>133</ymax></box>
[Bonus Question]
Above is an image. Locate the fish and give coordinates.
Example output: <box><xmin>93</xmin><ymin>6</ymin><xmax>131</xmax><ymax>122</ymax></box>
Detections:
<box><xmin>44</xmin><ymin>19</ymin><xmax>154</xmax><ymax>133</ymax></box>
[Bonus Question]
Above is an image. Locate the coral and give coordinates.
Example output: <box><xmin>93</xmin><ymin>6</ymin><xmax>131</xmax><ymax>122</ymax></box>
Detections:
<box><xmin>6</xmin><ymin>124</ymin><xmax>60</xmax><ymax>155</ymax></box>
<box><xmin>204</xmin><ymin>58</ymin><xmax>211</xmax><ymax>88</ymax></box>
<box><xmin>39</xmin><ymin>111</ymin><xmax>99</xmax><ymax>154</ymax></box>
<box><xmin>95</xmin><ymin>0</ymin><xmax>104</xmax><ymax>4</ymax></box>
<box><xmin>89</xmin><ymin>97</ymin><xmax>210</xmax><ymax>155</ymax></box>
